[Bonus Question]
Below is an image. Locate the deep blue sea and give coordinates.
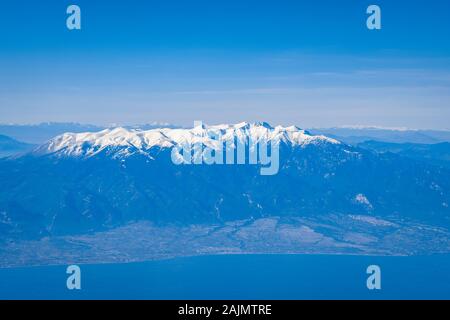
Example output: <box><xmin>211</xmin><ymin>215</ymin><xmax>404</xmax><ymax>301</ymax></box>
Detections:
<box><xmin>0</xmin><ymin>254</ymin><xmax>449</xmax><ymax>300</ymax></box>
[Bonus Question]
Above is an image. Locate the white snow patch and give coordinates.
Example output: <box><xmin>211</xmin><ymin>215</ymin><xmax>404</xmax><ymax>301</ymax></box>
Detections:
<box><xmin>348</xmin><ymin>215</ymin><xmax>397</xmax><ymax>227</ymax></box>
<box><xmin>354</xmin><ymin>194</ymin><xmax>373</xmax><ymax>209</ymax></box>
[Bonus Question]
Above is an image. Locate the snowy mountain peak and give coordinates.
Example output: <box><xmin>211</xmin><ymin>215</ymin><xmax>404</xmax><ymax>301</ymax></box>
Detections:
<box><xmin>33</xmin><ymin>122</ymin><xmax>340</xmax><ymax>158</ymax></box>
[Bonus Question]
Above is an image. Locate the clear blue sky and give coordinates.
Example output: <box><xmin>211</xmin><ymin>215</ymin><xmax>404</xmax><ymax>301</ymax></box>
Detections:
<box><xmin>1</xmin><ymin>0</ymin><xmax>450</xmax><ymax>129</ymax></box>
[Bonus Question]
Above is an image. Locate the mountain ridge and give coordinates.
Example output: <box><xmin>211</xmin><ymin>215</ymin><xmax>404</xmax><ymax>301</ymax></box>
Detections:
<box><xmin>32</xmin><ymin>122</ymin><xmax>340</xmax><ymax>159</ymax></box>
<box><xmin>1</xmin><ymin>122</ymin><xmax>449</xmax><ymax>241</ymax></box>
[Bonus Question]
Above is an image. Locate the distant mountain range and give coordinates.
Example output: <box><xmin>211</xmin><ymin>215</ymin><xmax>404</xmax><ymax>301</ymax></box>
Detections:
<box><xmin>357</xmin><ymin>141</ymin><xmax>450</xmax><ymax>168</ymax></box>
<box><xmin>0</xmin><ymin>123</ymin><xmax>105</xmax><ymax>145</ymax></box>
<box><xmin>0</xmin><ymin>122</ymin><xmax>449</xmax><ymax>243</ymax></box>
<box><xmin>0</xmin><ymin>135</ymin><xmax>35</xmax><ymax>158</ymax></box>
<box><xmin>309</xmin><ymin>126</ymin><xmax>450</xmax><ymax>144</ymax></box>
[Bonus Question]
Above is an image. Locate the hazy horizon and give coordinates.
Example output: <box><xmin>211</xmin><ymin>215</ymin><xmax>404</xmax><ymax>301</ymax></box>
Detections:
<box><xmin>1</xmin><ymin>120</ymin><xmax>450</xmax><ymax>132</ymax></box>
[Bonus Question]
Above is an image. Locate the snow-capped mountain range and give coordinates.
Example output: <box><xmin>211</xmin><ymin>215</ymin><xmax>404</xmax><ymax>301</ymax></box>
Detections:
<box><xmin>2</xmin><ymin>122</ymin><xmax>450</xmax><ymax>146</ymax></box>
<box><xmin>0</xmin><ymin>122</ymin><xmax>449</xmax><ymax>241</ymax></box>
<box><xmin>35</xmin><ymin>122</ymin><xmax>339</xmax><ymax>158</ymax></box>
